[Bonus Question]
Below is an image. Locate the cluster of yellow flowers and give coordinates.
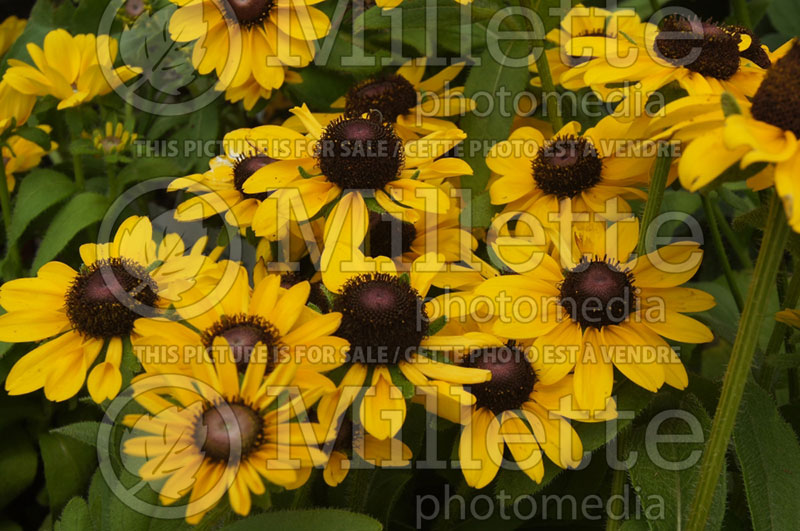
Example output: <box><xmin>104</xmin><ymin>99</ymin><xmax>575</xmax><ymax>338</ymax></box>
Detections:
<box><xmin>0</xmin><ymin>2</ymin><xmax>797</xmax><ymax>525</ymax></box>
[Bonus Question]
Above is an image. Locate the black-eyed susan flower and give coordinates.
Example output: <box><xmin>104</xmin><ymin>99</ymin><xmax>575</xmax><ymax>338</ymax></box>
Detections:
<box><xmin>133</xmin><ymin>266</ymin><xmax>347</xmax><ymax>399</ymax></box>
<box><xmin>3</xmin><ymin>29</ymin><xmax>139</xmax><ymax>110</ymax></box>
<box><xmin>561</xmin><ymin>15</ymin><xmax>769</xmax><ymax>115</ymax></box>
<box><xmin>318</xmin><ymin>253</ymin><xmax>499</xmax><ymax>441</ymax></box>
<box><xmin>377</xmin><ymin>0</ymin><xmax>470</xmax><ymax>9</ymax></box>
<box><xmin>666</xmin><ymin>42</ymin><xmax>800</xmax><ymax>232</ymax></box>
<box><xmin>0</xmin><ymin>216</ymin><xmax>213</xmax><ymax>402</ymax></box>
<box><xmin>243</xmin><ymin>105</ymin><xmax>469</xmax><ymax>247</ymax></box>
<box><xmin>122</xmin><ymin>346</ymin><xmax>325</xmax><ymax>523</ymax></box>
<box><xmin>3</xmin><ymin>125</ymin><xmax>57</xmax><ymax>192</ymax></box>
<box><xmin>476</xmin><ymin>218</ymin><xmax>714</xmax><ymax>412</ymax></box>
<box><xmin>487</xmin><ymin>115</ymin><xmax>650</xmax><ymax>230</ymax></box>
<box><xmin>287</xmin><ymin>58</ymin><xmax>475</xmax><ymax>141</ymax></box>
<box><xmin>0</xmin><ymin>80</ymin><xmax>36</xmax><ymax>132</ymax></box>
<box><xmin>450</xmin><ymin>342</ymin><xmax>608</xmax><ymax>488</ymax></box>
<box><xmin>89</xmin><ymin>121</ymin><xmax>137</xmax><ymax>156</ymax></box>
<box><xmin>0</xmin><ymin>15</ymin><xmax>25</xmax><ymax>56</ymax></box>
<box><xmin>167</xmin><ymin>0</ymin><xmax>329</xmax><ymax>93</ymax></box>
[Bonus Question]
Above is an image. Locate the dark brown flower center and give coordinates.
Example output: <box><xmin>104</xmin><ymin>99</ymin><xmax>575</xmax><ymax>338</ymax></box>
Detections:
<box><xmin>532</xmin><ymin>136</ymin><xmax>603</xmax><ymax>198</ymax></box>
<box><xmin>195</xmin><ymin>402</ymin><xmax>264</xmax><ymax>462</ymax></box>
<box><xmin>654</xmin><ymin>17</ymin><xmax>742</xmax><ymax>80</ymax></box>
<box><xmin>751</xmin><ymin>43</ymin><xmax>800</xmax><ymax>137</ymax></box>
<box><xmin>460</xmin><ymin>343</ymin><xmax>536</xmax><ymax>414</ymax></box>
<box><xmin>559</xmin><ymin>258</ymin><xmax>637</xmax><ymax>329</ymax></box>
<box><xmin>345</xmin><ymin>74</ymin><xmax>418</xmax><ymax>123</ymax></box>
<box><xmin>365</xmin><ymin>211</ymin><xmax>417</xmax><ymax>259</ymax></box>
<box><xmin>316</xmin><ymin>115</ymin><xmax>404</xmax><ymax>190</ymax></box>
<box><xmin>333</xmin><ymin>273</ymin><xmax>427</xmax><ymax>365</ymax></box>
<box><xmin>201</xmin><ymin>314</ymin><xmax>283</xmax><ymax>373</ymax></box>
<box><xmin>224</xmin><ymin>0</ymin><xmax>274</xmax><ymax>27</ymax></box>
<box><xmin>66</xmin><ymin>258</ymin><xmax>158</xmax><ymax>338</ymax></box>
<box><xmin>233</xmin><ymin>154</ymin><xmax>275</xmax><ymax>201</ymax></box>
<box><xmin>729</xmin><ymin>25</ymin><xmax>771</xmax><ymax>68</ymax></box>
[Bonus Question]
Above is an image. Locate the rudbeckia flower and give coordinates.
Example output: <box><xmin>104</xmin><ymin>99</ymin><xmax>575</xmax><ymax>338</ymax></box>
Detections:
<box><xmin>0</xmin><ymin>216</ymin><xmax>215</xmax><ymax>403</ymax></box>
<box><xmin>0</xmin><ymin>80</ymin><xmax>36</xmax><ymax>132</ymax></box>
<box><xmin>122</xmin><ymin>347</ymin><xmax>325</xmax><ymax>523</ymax></box>
<box><xmin>133</xmin><ymin>266</ymin><xmax>347</xmax><ymax>401</ymax></box>
<box><xmin>0</xmin><ymin>15</ymin><xmax>26</xmax><ymax>56</ymax></box>
<box><xmin>377</xmin><ymin>0</ymin><xmax>470</xmax><ymax>9</ymax></box>
<box><xmin>657</xmin><ymin>42</ymin><xmax>800</xmax><ymax>232</ymax></box>
<box><xmin>285</xmin><ymin>58</ymin><xmax>475</xmax><ymax>141</ymax></box>
<box><xmin>221</xmin><ymin>69</ymin><xmax>300</xmax><ymax>110</ymax></box>
<box><xmin>3</xmin><ymin>125</ymin><xmax>57</xmax><ymax>191</ymax></box>
<box><xmin>167</xmin><ymin>0</ymin><xmax>330</xmax><ymax>93</ymax></box>
<box><xmin>89</xmin><ymin>121</ymin><xmax>137</xmax><ymax>155</ymax></box>
<box><xmin>243</xmin><ymin>105</ymin><xmax>471</xmax><ymax>249</ymax></box>
<box><xmin>475</xmin><ymin>218</ymin><xmax>715</xmax><ymax>412</ymax></box>
<box><xmin>487</xmin><ymin>115</ymin><xmax>650</xmax><ymax>230</ymax></box>
<box><xmin>3</xmin><ymin>29</ymin><xmax>139</xmax><ymax>110</ymax></box>
<box><xmin>318</xmin><ymin>253</ymin><xmax>500</xmax><ymax>441</ymax></box>
<box><xmin>561</xmin><ymin>15</ymin><xmax>769</xmax><ymax>115</ymax></box>
<box><xmin>448</xmin><ymin>342</ymin><xmax>613</xmax><ymax>488</ymax></box>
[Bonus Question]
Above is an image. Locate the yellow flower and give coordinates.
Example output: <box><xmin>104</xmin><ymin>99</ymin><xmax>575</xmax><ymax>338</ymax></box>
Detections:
<box><xmin>0</xmin><ymin>15</ymin><xmax>26</xmax><ymax>56</ymax></box>
<box><xmin>0</xmin><ymin>216</ymin><xmax>215</xmax><ymax>403</ymax></box>
<box><xmin>316</xmin><ymin>253</ymin><xmax>500</xmax><ymax>441</ymax></box>
<box><xmin>167</xmin><ymin>0</ymin><xmax>330</xmax><ymax>93</ymax></box>
<box><xmin>561</xmin><ymin>15</ymin><xmax>769</xmax><ymax>116</ymax></box>
<box><xmin>486</xmin><ymin>115</ymin><xmax>650</xmax><ymax>232</ymax></box>
<box><xmin>0</xmin><ymin>80</ymin><xmax>36</xmax><ymax>132</ymax></box>
<box><xmin>656</xmin><ymin>41</ymin><xmax>800</xmax><ymax>231</ymax></box>
<box><xmin>122</xmin><ymin>347</ymin><xmax>325</xmax><ymax>523</ymax></box>
<box><xmin>3</xmin><ymin>29</ymin><xmax>139</xmax><ymax>110</ymax></box>
<box><xmin>90</xmin><ymin>121</ymin><xmax>137</xmax><ymax>155</ymax></box>
<box><xmin>285</xmin><ymin>58</ymin><xmax>476</xmax><ymax>141</ymax></box>
<box><xmin>475</xmin><ymin>218</ymin><xmax>715</xmax><ymax>412</ymax></box>
<box><xmin>3</xmin><ymin>124</ymin><xmax>57</xmax><ymax>192</ymax></box>
<box><xmin>243</xmin><ymin>105</ymin><xmax>471</xmax><ymax>250</ymax></box>
<box><xmin>377</xmin><ymin>0</ymin><xmax>470</xmax><ymax>9</ymax></box>
<box><xmin>776</xmin><ymin>309</ymin><xmax>800</xmax><ymax>329</ymax></box>
<box><xmin>133</xmin><ymin>266</ymin><xmax>347</xmax><ymax>402</ymax></box>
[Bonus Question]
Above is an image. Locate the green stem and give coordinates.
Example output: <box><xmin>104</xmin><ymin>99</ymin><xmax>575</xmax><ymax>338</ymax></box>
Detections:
<box><xmin>0</xmin><ymin>163</ymin><xmax>20</xmax><ymax>279</ymax></box>
<box><xmin>702</xmin><ymin>193</ymin><xmax>745</xmax><ymax>312</ymax></box>
<box><xmin>106</xmin><ymin>162</ymin><xmax>119</xmax><ymax>199</ymax></box>
<box><xmin>686</xmin><ymin>194</ymin><xmax>789</xmax><ymax>531</ymax></box>
<box><xmin>757</xmin><ymin>267</ymin><xmax>800</xmax><ymax>390</ymax></box>
<box><xmin>731</xmin><ymin>0</ymin><xmax>752</xmax><ymax>29</ymax></box>
<box><xmin>346</xmin><ymin>465</ymin><xmax>374</xmax><ymax>513</ymax></box>
<box><xmin>712</xmin><ymin>200</ymin><xmax>753</xmax><ymax>269</ymax></box>
<box><xmin>636</xmin><ymin>152</ymin><xmax>672</xmax><ymax>256</ymax></box>
<box><xmin>606</xmin><ymin>431</ymin><xmax>629</xmax><ymax>531</ymax></box>
<box><xmin>73</xmin><ymin>151</ymin><xmax>85</xmax><ymax>191</ymax></box>
<box><xmin>525</xmin><ymin>0</ymin><xmax>563</xmax><ymax>132</ymax></box>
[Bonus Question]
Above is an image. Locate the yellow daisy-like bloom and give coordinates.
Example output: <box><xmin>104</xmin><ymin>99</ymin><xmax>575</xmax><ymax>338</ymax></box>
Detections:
<box><xmin>0</xmin><ymin>15</ymin><xmax>26</xmax><ymax>56</ymax></box>
<box><xmin>487</xmin><ymin>115</ymin><xmax>650</xmax><ymax>230</ymax></box>
<box><xmin>0</xmin><ymin>80</ymin><xmax>36</xmax><ymax>132</ymax></box>
<box><xmin>0</xmin><ymin>216</ymin><xmax>214</xmax><ymax>403</ymax></box>
<box><xmin>657</xmin><ymin>42</ymin><xmax>800</xmax><ymax>232</ymax></box>
<box><xmin>3</xmin><ymin>124</ymin><xmax>57</xmax><ymax>192</ymax></box>
<box><xmin>221</xmin><ymin>69</ymin><xmax>300</xmax><ymax>110</ymax></box>
<box><xmin>3</xmin><ymin>29</ymin><xmax>139</xmax><ymax>110</ymax></box>
<box><xmin>377</xmin><ymin>0</ymin><xmax>470</xmax><ymax>9</ymax></box>
<box><xmin>90</xmin><ymin>121</ymin><xmax>137</xmax><ymax>155</ymax></box>
<box><xmin>242</xmin><ymin>105</ymin><xmax>471</xmax><ymax>248</ymax></box>
<box><xmin>776</xmin><ymin>309</ymin><xmax>800</xmax><ymax>329</ymax></box>
<box><xmin>448</xmin><ymin>341</ymin><xmax>614</xmax><ymax>488</ymax></box>
<box><xmin>530</xmin><ymin>4</ymin><xmax>647</xmax><ymax>96</ymax></box>
<box><xmin>167</xmin><ymin>0</ymin><xmax>329</xmax><ymax>93</ymax></box>
<box><xmin>318</xmin><ymin>253</ymin><xmax>500</xmax><ymax>441</ymax></box>
<box><xmin>133</xmin><ymin>265</ymin><xmax>347</xmax><ymax>399</ymax></box>
<box><xmin>476</xmin><ymin>218</ymin><xmax>715</xmax><ymax>412</ymax></box>
<box><xmin>560</xmin><ymin>14</ymin><xmax>769</xmax><ymax>115</ymax></box>
<box><xmin>286</xmin><ymin>58</ymin><xmax>475</xmax><ymax>141</ymax></box>
<box><xmin>122</xmin><ymin>349</ymin><xmax>325</xmax><ymax>523</ymax></box>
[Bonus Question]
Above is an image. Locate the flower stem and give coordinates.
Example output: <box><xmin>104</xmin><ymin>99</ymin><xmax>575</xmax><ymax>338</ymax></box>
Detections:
<box><xmin>636</xmin><ymin>152</ymin><xmax>672</xmax><ymax>256</ymax></box>
<box><xmin>686</xmin><ymin>193</ymin><xmax>789</xmax><ymax>531</ymax></box>
<box><xmin>605</xmin><ymin>431</ymin><xmax>629</xmax><ymax>531</ymax></box>
<box><xmin>757</xmin><ymin>266</ymin><xmax>800</xmax><ymax>390</ymax></box>
<box><xmin>0</xmin><ymin>163</ymin><xmax>20</xmax><ymax>279</ymax></box>
<box><xmin>73</xmin><ymin>151</ymin><xmax>85</xmax><ymax>191</ymax></box>
<box><xmin>712</xmin><ymin>200</ymin><xmax>753</xmax><ymax>269</ymax></box>
<box><xmin>701</xmin><ymin>193</ymin><xmax>744</xmax><ymax>312</ymax></box>
<box><xmin>525</xmin><ymin>0</ymin><xmax>563</xmax><ymax>132</ymax></box>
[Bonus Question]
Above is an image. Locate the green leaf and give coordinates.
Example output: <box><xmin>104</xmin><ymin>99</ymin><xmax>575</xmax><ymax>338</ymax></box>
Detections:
<box><xmin>427</xmin><ymin>315</ymin><xmax>447</xmax><ymax>336</ymax></box>
<box><xmin>31</xmin><ymin>192</ymin><xmax>110</xmax><ymax>271</ymax></box>
<box><xmin>51</xmin><ymin>421</ymin><xmax>101</xmax><ymax>448</ymax></box>
<box><xmin>221</xmin><ymin>509</ymin><xmax>382</xmax><ymax>531</ymax></box>
<box><xmin>55</xmin><ymin>497</ymin><xmax>90</xmax><ymax>531</ymax></box>
<box><xmin>388</xmin><ymin>365</ymin><xmax>414</xmax><ymax>399</ymax></box>
<box><xmin>459</xmin><ymin>40</ymin><xmax>531</xmax><ymax>195</ymax></box>
<box><xmin>118</xmin><ymin>157</ymin><xmax>180</xmax><ymax>185</ymax></box>
<box><xmin>460</xmin><ymin>190</ymin><xmax>496</xmax><ymax>229</ymax></box>
<box><xmin>0</xmin><ymin>431</ymin><xmax>38</xmax><ymax>510</ymax></box>
<box><xmin>39</xmin><ymin>432</ymin><xmax>96</xmax><ymax>511</ymax></box>
<box><xmin>8</xmin><ymin>169</ymin><xmax>74</xmax><ymax>246</ymax></box>
<box><xmin>625</xmin><ymin>394</ymin><xmax>726</xmax><ymax>531</ymax></box>
<box><xmin>13</xmin><ymin>126</ymin><xmax>51</xmax><ymax>151</ymax></box>
<box><xmin>733</xmin><ymin>380</ymin><xmax>800</xmax><ymax>531</ymax></box>
<box><xmin>720</xmin><ymin>92</ymin><xmax>742</xmax><ymax>117</ymax></box>
<box><xmin>767</xmin><ymin>0</ymin><xmax>800</xmax><ymax>38</ymax></box>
